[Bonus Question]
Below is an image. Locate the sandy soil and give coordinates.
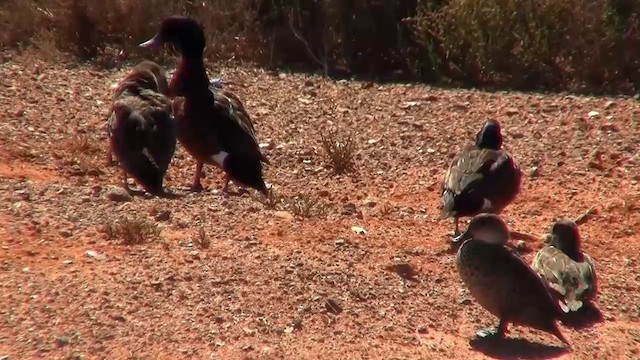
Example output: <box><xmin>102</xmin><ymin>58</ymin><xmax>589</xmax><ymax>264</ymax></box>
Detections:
<box><xmin>0</xmin><ymin>55</ymin><xmax>639</xmax><ymax>360</ymax></box>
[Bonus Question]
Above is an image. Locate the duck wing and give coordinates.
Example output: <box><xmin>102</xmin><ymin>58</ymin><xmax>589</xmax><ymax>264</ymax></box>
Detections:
<box><xmin>441</xmin><ymin>147</ymin><xmax>517</xmax><ymax>218</ymax></box>
<box><xmin>210</xmin><ymin>88</ymin><xmax>269</xmax><ymax>165</ymax></box>
<box><xmin>580</xmin><ymin>252</ymin><xmax>598</xmax><ymax>303</ymax></box>
<box><xmin>532</xmin><ymin>246</ymin><xmax>593</xmax><ymax>312</ymax></box>
<box><xmin>110</xmin><ymin>91</ymin><xmax>175</xmax><ymax>193</ymax></box>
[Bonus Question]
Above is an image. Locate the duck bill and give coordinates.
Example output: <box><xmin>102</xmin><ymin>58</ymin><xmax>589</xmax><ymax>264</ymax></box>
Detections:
<box><xmin>452</xmin><ymin>230</ymin><xmax>471</xmax><ymax>244</ymax></box>
<box><xmin>139</xmin><ymin>35</ymin><xmax>162</xmax><ymax>48</ymax></box>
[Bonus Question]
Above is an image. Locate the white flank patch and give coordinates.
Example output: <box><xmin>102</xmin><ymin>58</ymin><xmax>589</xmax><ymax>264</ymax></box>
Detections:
<box><xmin>211</xmin><ymin>151</ymin><xmax>229</xmax><ymax>167</ymax></box>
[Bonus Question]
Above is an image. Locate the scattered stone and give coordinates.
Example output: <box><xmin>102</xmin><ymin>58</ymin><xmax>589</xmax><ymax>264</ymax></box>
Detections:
<box><xmin>387</xmin><ymin>260</ymin><xmax>418</xmax><ymax>280</ymax></box>
<box><xmin>110</xmin><ymin>313</ymin><xmax>126</xmax><ymax>322</ymax></box>
<box><xmin>105</xmin><ymin>187</ymin><xmax>132</xmax><ymax>203</ymax></box>
<box><xmin>505</xmin><ymin>107</ymin><xmax>519</xmax><ymax>115</ymax></box>
<box><xmin>63</xmin><ymin>260</ymin><xmax>73</xmax><ymax>265</ymax></box>
<box><xmin>85</xmin><ymin>250</ymin><xmax>107</xmax><ymax>261</ymax></box>
<box><xmin>274</xmin><ymin>211</ymin><xmax>294</xmax><ymax>220</ymax></box>
<box><xmin>351</xmin><ymin>226</ymin><xmax>367</xmax><ymax>235</ymax></box>
<box><xmin>154</xmin><ymin>210</ymin><xmax>171</xmax><ymax>222</ymax></box>
<box><xmin>527</xmin><ymin>166</ymin><xmax>541</xmax><ymax>178</ymax></box>
<box><xmin>342</xmin><ymin>203</ymin><xmax>357</xmax><ymax>215</ymax></box>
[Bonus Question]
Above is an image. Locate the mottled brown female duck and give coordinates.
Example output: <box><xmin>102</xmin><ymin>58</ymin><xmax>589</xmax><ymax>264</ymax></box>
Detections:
<box><xmin>532</xmin><ymin>220</ymin><xmax>598</xmax><ymax>313</ymax></box>
<box><xmin>139</xmin><ymin>16</ymin><xmax>269</xmax><ymax>195</ymax></box>
<box><xmin>440</xmin><ymin>119</ymin><xmax>522</xmax><ymax>237</ymax></box>
<box><xmin>454</xmin><ymin>214</ymin><xmax>570</xmax><ymax>346</ymax></box>
<box><xmin>107</xmin><ymin>60</ymin><xmax>169</xmax><ymax>165</ymax></box>
<box><xmin>107</xmin><ymin>60</ymin><xmax>176</xmax><ymax>194</ymax></box>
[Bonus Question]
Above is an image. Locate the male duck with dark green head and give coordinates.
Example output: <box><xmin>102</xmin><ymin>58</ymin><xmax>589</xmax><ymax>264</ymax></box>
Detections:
<box><xmin>454</xmin><ymin>213</ymin><xmax>570</xmax><ymax>347</ymax></box>
<box><xmin>440</xmin><ymin>119</ymin><xmax>522</xmax><ymax>237</ymax></box>
<box><xmin>532</xmin><ymin>219</ymin><xmax>598</xmax><ymax>313</ymax></box>
<box><xmin>139</xmin><ymin>16</ymin><xmax>270</xmax><ymax>195</ymax></box>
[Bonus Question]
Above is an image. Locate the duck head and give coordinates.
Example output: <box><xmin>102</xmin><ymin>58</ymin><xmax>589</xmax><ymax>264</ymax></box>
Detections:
<box><xmin>226</xmin><ymin>155</ymin><xmax>268</xmax><ymax>195</ymax></box>
<box><xmin>453</xmin><ymin>213</ymin><xmax>510</xmax><ymax>245</ymax></box>
<box><xmin>139</xmin><ymin>16</ymin><xmax>206</xmax><ymax>58</ymax></box>
<box><xmin>549</xmin><ymin>220</ymin><xmax>582</xmax><ymax>260</ymax></box>
<box><xmin>475</xmin><ymin>119</ymin><xmax>503</xmax><ymax>150</ymax></box>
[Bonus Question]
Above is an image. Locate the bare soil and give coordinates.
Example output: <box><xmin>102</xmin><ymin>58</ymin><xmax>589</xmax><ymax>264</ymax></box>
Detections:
<box><xmin>1</xmin><ymin>55</ymin><xmax>639</xmax><ymax>360</ymax></box>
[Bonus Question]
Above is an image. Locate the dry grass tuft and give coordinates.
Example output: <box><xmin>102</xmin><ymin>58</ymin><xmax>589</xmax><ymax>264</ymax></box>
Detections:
<box><xmin>320</xmin><ymin>129</ymin><xmax>357</xmax><ymax>174</ymax></box>
<box><xmin>103</xmin><ymin>216</ymin><xmax>161</xmax><ymax>245</ymax></box>
<box><xmin>284</xmin><ymin>193</ymin><xmax>327</xmax><ymax>218</ymax></box>
<box><xmin>253</xmin><ymin>187</ymin><xmax>283</xmax><ymax>210</ymax></box>
<box><xmin>58</xmin><ymin>134</ymin><xmax>103</xmax><ymax>175</ymax></box>
<box><xmin>192</xmin><ymin>227</ymin><xmax>210</xmax><ymax>249</ymax></box>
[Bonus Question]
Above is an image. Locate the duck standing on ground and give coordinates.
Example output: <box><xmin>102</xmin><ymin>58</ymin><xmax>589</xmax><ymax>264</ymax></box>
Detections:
<box><xmin>532</xmin><ymin>220</ymin><xmax>598</xmax><ymax>313</ymax></box>
<box><xmin>107</xmin><ymin>60</ymin><xmax>176</xmax><ymax>195</ymax></box>
<box><xmin>139</xmin><ymin>16</ymin><xmax>269</xmax><ymax>195</ymax></box>
<box><xmin>454</xmin><ymin>213</ymin><xmax>570</xmax><ymax>346</ymax></box>
<box><xmin>440</xmin><ymin>119</ymin><xmax>522</xmax><ymax>237</ymax></box>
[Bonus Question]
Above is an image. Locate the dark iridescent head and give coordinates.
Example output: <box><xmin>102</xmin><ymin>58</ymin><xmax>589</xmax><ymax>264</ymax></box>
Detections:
<box><xmin>225</xmin><ymin>155</ymin><xmax>268</xmax><ymax>195</ymax></box>
<box><xmin>453</xmin><ymin>213</ymin><xmax>510</xmax><ymax>245</ymax></box>
<box><xmin>475</xmin><ymin>119</ymin><xmax>503</xmax><ymax>150</ymax></box>
<box><xmin>139</xmin><ymin>16</ymin><xmax>206</xmax><ymax>58</ymax></box>
<box><xmin>549</xmin><ymin>220</ymin><xmax>582</xmax><ymax>260</ymax></box>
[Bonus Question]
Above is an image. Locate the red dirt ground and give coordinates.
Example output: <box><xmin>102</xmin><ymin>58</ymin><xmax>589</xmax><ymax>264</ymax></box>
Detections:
<box><xmin>1</xmin><ymin>55</ymin><xmax>639</xmax><ymax>360</ymax></box>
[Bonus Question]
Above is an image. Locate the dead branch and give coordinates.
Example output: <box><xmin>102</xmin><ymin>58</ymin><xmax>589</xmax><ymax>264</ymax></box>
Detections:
<box><xmin>287</xmin><ymin>8</ymin><xmax>328</xmax><ymax>76</ymax></box>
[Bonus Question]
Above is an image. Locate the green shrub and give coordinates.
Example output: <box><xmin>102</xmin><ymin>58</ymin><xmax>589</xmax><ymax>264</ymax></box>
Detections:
<box><xmin>1</xmin><ymin>0</ymin><xmax>639</xmax><ymax>93</ymax></box>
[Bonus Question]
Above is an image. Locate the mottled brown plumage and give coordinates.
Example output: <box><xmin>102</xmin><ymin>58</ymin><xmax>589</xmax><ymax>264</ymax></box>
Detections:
<box><xmin>106</xmin><ymin>60</ymin><xmax>176</xmax><ymax>194</ymax></box>
<box><xmin>532</xmin><ymin>220</ymin><xmax>598</xmax><ymax>313</ymax></box>
<box><xmin>139</xmin><ymin>16</ymin><xmax>269</xmax><ymax>195</ymax></box>
<box><xmin>441</xmin><ymin>119</ymin><xmax>522</xmax><ymax>235</ymax></box>
<box><xmin>454</xmin><ymin>214</ymin><xmax>570</xmax><ymax>346</ymax></box>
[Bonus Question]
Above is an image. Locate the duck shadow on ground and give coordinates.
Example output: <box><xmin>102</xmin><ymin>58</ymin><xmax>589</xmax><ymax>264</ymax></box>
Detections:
<box><xmin>469</xmin><ymin>336</ymin><xmax>569</xmax><ymax>359</ymax></box>
<box><xmin>126</xmin><ymin>188</ymin><xmax>186</xmax><ymax>199</ymax></box>
<box><xmin>560</xmin><ymin>303</ymin><xmax>604</xmax><ymax>330</ymax></box>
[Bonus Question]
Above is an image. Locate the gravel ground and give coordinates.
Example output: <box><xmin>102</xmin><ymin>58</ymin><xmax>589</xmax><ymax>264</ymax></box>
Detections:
<box><xmin>1</xmin><ymin>55</ymin><xmax>639</xmax><ymax>360</ymax></box>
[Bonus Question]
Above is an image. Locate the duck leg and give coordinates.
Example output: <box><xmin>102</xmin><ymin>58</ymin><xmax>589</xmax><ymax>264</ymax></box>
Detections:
<box><xmin>106</xmin><ymin>141</ymin><xmax>116</xmax><ymax>166</ymax></box>
<box><xmin>219</xmin><ymin>174</ymin><xmax>231</xmax><ymax>196</ymax></box>
<box><xmin>122</xmin><ymin>169</ymin><xmax>132</xmax><ymax>193</ymax></box>
<box><xmin>476</xmin><ymin>319</ymin><xmax>508</xmax><ymax>339</ymax></box>
<box><xmin>191</xmin><ymin>161</ymin><xmax>204</xmax><ymax>192</ymax></box>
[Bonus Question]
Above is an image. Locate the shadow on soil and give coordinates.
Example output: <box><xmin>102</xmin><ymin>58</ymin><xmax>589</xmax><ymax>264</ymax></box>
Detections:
<box><xmin>560</xmin><ymin>303</ymin><xmax>604</xmax><ymax>330</ymax></box>
<box><xmin>469</xmin><ymin>336</ymin><xmax>569</xmax><ymax>359</ymax></box>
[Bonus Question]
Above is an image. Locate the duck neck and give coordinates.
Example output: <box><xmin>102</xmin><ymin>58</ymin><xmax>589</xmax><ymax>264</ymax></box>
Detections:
<box><xmin>170</xmin><ymin>56</ymin><xmax>210</xmax><ymax>97</ymax></box>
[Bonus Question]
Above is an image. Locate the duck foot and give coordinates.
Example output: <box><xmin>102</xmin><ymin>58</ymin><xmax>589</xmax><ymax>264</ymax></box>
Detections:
<box><xmin>190</xmin><ymin>161</ymin><xmax>205</xmax><ymax>192</ymax></box>
<box><xmin>476</xmin><ymin>319</ymin><xmax>508</xmax><ymax>339</ymax></box>
<box><xmin>191</xmin><ymin>183</ymin><xmax>204</xmax><ymax>192</ymax></box>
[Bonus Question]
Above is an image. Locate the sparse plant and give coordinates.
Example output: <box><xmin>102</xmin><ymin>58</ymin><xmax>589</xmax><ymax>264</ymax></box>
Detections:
<box><xmin>284</xmin><ymin>193</ymin><xmax>327</xmax><ymax>218</ymax></box>
<box><xmin>379</xmin><ymin>202</ymin><xmax>394</xmax><ymax>217</ymax></box>
<box><xmin>59</xmin><ymin>133</ymin><xmax>103</xmax><ymax>175</ymax></box>
<box><xmin>252</xmin><ymin>186</ymin><xmax>283</xmax><ymax>210</ymax></box>
<box><xmin>320</xmin><ymin>129</ymin><xmax>357</xmax><ymax>174</ymax></box>
<box><xmin>102</xmin><ymin>216</ymin><xmax>161</xmax><ymax>245</ymax></box>
<box><xmin>193</xmin><ymin>227</ymin><xmax>210</xmax><ymax>249</ymax></box>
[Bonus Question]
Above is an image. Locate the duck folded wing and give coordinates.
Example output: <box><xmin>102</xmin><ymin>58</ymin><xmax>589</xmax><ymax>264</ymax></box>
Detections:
<box><xmin>533</xmin><ymin>247</ymin><xmax>590</xmax><ymax>312</ymax></box>
<box><xmin>212</xmin><ymin>88</ymin><xmax>257</xmax><ymax>139</ymax></box>
<box><xmin>442</xmin><ymin>148</ymin><xmax>512</xmax><ymax>212</ymax></box>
